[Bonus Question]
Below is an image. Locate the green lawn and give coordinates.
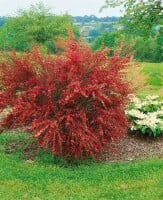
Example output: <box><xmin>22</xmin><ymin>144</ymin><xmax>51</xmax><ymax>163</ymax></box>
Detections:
<box><xmin>139</xmin><ymin>62</ymin><xmax>163</xmax><ymax>96</ymax></box>
<box><xmin>0</xmin><ymin>132</ymin><xmax>163</xmax><ymax>200</ymax></box>
<box><xmin>141</xmin><ymin>62</ymin><xmax>163</xmax><ymax>86</ymax></box>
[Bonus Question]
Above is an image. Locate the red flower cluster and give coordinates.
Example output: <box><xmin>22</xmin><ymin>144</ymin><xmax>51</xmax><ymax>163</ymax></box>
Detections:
<box><xmin>0</xmin><ymin>36</ymin><xmax>131</xmax><ymax>159</ymax></box>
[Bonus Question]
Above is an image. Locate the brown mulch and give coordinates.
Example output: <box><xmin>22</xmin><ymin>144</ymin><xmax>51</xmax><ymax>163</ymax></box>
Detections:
<box><xmin>101</xmin><ymin>132</ymin><xmax>163</xmax><ymax>163</ymax></box>
<box><xmin>3</xmin><ymin>131</ymin><xmax>163</xmax><ymax>163</ymax></box>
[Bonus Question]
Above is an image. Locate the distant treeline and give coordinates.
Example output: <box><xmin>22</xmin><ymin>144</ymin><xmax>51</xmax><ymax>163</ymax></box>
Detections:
<box><xmin>72</xmin><ymin>15</ymin><xmax>119</xmax><ymax>23</ymax></box>
<box><xmin>0</xmin><ymin>15</ymin><xmax>119</xmax><ymax>26</ymax></box>
<box><xmin>0</xmin><ymin>17</ymin><xmax>7</xmax><ymax>26</ymax></box>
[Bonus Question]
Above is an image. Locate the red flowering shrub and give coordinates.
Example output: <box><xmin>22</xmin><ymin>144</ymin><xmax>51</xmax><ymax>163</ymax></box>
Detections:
<box><xmin>0</xmin><ymin>35</ymin><xmax>131</xmax><ymax>159</ymax></box>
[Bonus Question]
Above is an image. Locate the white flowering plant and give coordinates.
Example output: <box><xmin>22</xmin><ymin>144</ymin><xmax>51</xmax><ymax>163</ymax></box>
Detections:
<box><xmin>126</xmin><ymin>95</ymin><xmax>163</xmax><ymax>136</ymax></box>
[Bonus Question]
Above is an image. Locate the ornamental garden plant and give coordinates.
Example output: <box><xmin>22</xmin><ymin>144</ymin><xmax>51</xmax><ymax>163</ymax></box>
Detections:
<box><xmin>0</xmin><ymin>35</ymin><xmax>131</xmax><ymax>160</ymax></box>
<box><xmin>126</xmin><ymin>95</ymin><xmax>163</xmax><ymax>136</ymax></box>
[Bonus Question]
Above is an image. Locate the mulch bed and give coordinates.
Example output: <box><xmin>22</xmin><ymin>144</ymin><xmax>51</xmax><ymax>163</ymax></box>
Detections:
<box><xmin>101</xmin><ymin>131</ymin><xmax>163</xmax><ymax>163</ymax></box>
<box><xmin>3</xmin><ymin>130</ymin><xmax>163</xmax><ymax>163</ymax></box>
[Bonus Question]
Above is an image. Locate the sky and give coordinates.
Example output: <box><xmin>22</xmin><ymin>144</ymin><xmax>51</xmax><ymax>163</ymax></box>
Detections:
<box><xmin>0</xmin><ymin>0</ymin><xmax>122</xmax><ymax>17</ymax></box>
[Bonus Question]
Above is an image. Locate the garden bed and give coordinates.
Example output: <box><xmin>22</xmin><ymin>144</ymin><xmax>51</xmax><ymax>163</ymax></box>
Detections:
<box><xmin>101</xmin><ymin>131</ymin><xmax>163</xmax><ymax>163</ymax></box>
<box><xmin>2</xmin><ymin>130</ymin><xmax>163</xmax><ymax>163</ymax></box>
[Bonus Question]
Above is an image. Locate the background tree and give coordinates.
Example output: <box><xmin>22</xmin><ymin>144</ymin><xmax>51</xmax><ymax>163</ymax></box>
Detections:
<box><xmin>101</xmin><ymin>0</ymin><xmax>163</xmax><ymax>37</ymax></box>
<box><xmin>0</xmin><ymin>2</ymin><xmax>79</xmax><ymax>52</ymax></box>
<box><xmin>99</xmin><ymin>0</ymin><xmax>163</xmax><ymax>62</ymax></box>
<box><xmin>92</xmin><ymin>31</ymin><xmax>121</xmax><ymax>54</ymax></box>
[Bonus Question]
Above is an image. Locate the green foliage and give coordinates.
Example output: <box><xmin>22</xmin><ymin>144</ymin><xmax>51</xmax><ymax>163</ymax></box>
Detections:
<box><xmin>101</xmin><ymin>0</ymin><xmax>163</xmax><ymax>38</ymax></box>
<box><xmin>131</xmin><ymin>33</ymin><xmax>163</xmax><ymax>62</ymax></box>
<box><xmin>0</xmin><ymin>2</ymin><xmax>78</xmax><ymax>52</ymax></box>
<box><xmin>126</xmin><ymin>95</ymin><xmax>163</xmax><ymax>136</ymax></box>
<box><xmin>93</xmin><ymin>31</ymin><xmax>163</xmax><ymax>62</ymax></box>
<box><xmin>100</xmin><ymin>1</ymin><xmax>163</xmax><ymax>62</ymax></box>
<box><xmin>122</xmin><ymin>1</ymin><xmax>162</xmax><ymax>37</ymax></box>
<box><xmin>92</xmin><ymin>31</ymin><xmax>120</xmax><ymax>54</ymax></box>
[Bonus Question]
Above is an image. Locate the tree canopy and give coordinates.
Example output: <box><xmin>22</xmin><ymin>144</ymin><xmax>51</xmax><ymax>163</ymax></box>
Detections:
<box><xmin>0</xmin><ymin>2</ymin><xmax>78</xmax><ymax>52</ymax></box>
<box><xmin>101</xmin><ymin>0</ymin><xmax>163</xmax><ymax>37</ymax></box>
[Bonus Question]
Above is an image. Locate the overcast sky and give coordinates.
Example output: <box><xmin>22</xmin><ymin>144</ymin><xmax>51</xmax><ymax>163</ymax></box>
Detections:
<box><xmin>0</xmin><ymin>0</ymin><xmax>122</xmax><ymax>17</ymax></box>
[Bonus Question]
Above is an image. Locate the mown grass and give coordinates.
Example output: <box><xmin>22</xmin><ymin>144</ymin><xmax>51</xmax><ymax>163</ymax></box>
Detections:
<box><xmin>141</xmin><ymin>62</ymin><xmax>163</xmax><ymax>86</ymax></box>
<box><xmin>0</xmin><ymin>131</ymin><xmax>163</xmax><ymax>200</ymax></box>
<box><xmin>139</xmin><ymin>62</ymin><xmax>163</xmax><ymax>97</ymax></box>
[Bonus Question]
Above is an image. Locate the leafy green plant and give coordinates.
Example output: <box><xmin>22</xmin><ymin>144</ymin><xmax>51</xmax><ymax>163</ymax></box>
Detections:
<box><xmin>126</xmin><ymin>95</ymin><xmax>163</xmax><ymax>136</ymax></box>
<box><xmin>0</xmin><ymin>2</ymin><xmax>78</xmax><ymax>52</ymax></box>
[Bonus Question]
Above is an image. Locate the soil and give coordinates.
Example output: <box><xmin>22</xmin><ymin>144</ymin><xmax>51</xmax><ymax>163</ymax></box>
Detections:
<box><xmin>3</xmin><ymin>131</ymin><xmax>163</xmax><ymax>163</ymax></box>
<box><xmin>101</xmin><ymin>131</ymin><xmax>163</xmax><ymax>163</ymax></box>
